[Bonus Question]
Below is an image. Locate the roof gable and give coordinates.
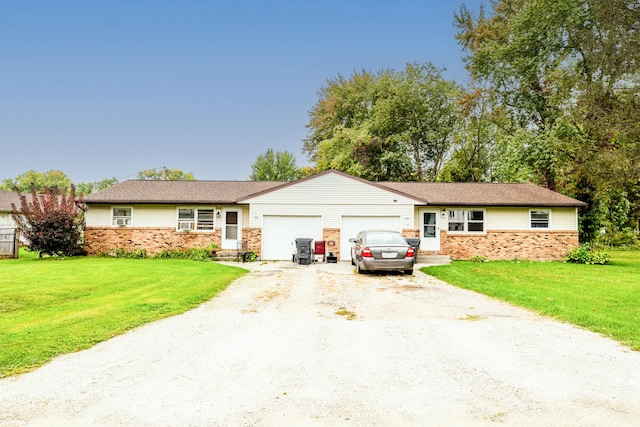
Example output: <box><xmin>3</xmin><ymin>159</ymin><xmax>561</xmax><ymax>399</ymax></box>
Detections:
<box><xmin>239</xmin><ymin>170</ymin><xmax>425</xmax><ymax>205</ymax></box>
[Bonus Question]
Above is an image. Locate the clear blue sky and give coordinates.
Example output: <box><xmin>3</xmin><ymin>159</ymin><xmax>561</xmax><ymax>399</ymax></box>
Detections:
<box><xmin>1</xmin><ymin>0</ymin><xmax>484</xmax><ymax>184</ymax></box>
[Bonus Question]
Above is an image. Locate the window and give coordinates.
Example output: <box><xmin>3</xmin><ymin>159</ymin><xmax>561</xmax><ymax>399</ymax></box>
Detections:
<box><xmin>178</xmin><ymin>209</ymin><xmax>195</xmax><ymax>231</ymax></box>
<box><xmin>177</xmin><ymin>208</ymin><xmax>216</xmax><ymax>231</ymax></box>
<box><xmin>112</xmin><ymin>207</ymin><xmax>132</xmax><ymax>226</ymax></box>
<box><xmin>197</xmin><ymin>209</ymin><xmax>215</xmax><ymax>230</ymax></box>
<box><xmin>225</xmin><ymin>211</ymin><xmax>238</xmax><ymax>239</ymax></box>
<box><xmin>447</xmin><ymin>209</ymin><xmax>484</xmax><ymax>233</ymax></box>
<box><xmin>530</xmin><ymin>210</ymin><xmax>550</xmax><ymax>229</ymax></box>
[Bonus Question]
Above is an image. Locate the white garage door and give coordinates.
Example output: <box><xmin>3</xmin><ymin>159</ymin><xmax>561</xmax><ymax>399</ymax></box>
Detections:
<box><xmin>340</xmin><ymin>216</ymin><xmax>401</xmax><ymax>261</ymax></box>
<box><xmin>262</xmin><ymin>216</ymin><xmax>322</xmax><ymax>260</ymax></box>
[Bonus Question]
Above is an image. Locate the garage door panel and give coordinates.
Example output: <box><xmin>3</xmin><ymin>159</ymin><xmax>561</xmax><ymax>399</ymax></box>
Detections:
<box><xmin>262</xmin><ymin>216</ymin><xmax>322</xmax><ymax>260</ymax></box>
<box><xmin>340</xmin><ymin>216</ymin><xmax>401</xmax><ymax>261</ymax></box>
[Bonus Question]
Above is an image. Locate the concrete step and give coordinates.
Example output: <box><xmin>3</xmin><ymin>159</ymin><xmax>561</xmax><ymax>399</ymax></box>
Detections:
<box><xmin>416</xmin><ymin>254</ymin><xmax>451</xmax><ymax>266</ymax></box>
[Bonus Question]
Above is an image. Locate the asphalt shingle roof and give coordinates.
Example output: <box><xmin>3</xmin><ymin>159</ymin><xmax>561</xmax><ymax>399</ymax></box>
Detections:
<box><xmin>381</xmin><ymin>182</ymin><xmax>587</xmax><ymax>207</ymax></box>
<box><xmin>84</xmin><ymin>180</ymin><xmax>284</xmax><ymax>204</ymax></box>
<box><xmin>84</xmin><ymin>172</ymin><xmax>587</xmax><ymax>208</ymax></box>
<box><xmin>0</xmin><ymin>190</ymin><xmax>21</xmax><ymax>212</ymax></box>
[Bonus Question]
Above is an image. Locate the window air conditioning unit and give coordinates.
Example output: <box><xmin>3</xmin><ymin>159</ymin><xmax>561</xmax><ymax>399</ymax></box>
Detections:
<box><xmin>115</xmin><ymin>218</ymin><xmax>128</xmax><ymax>226</ymax></box>
<box><xmin>179</xmin><ymin>221</ymin><xmax>193</xmax><ymax>231</ymax></box>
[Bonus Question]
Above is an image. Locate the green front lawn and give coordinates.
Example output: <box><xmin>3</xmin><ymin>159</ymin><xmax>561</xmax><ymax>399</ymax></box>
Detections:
<box><xmin>422</xmin><ymin>250</ymin><xmax>640</xmax><ymax>351</ymax></box>
<box><xmin>0</xmin><ymin>251</ymin><xmax>247</xmax><ymax>377</ymax></box>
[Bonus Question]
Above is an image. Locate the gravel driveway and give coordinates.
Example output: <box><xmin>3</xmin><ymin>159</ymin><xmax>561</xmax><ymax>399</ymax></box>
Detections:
<box><xmin>1</xmin><ymin>261</ymin><xmax>640</xmax><ymax>426</ymax></box>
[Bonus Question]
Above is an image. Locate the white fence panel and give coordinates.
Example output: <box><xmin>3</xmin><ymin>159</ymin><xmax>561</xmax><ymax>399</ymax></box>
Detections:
<box><xmin>0</xmin><ymin>227</ymin><xmax>18</xmax><ymax>258</ymax></box>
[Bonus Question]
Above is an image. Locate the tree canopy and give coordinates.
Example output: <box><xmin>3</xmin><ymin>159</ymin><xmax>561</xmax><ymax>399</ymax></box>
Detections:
<box><xmin>1</xmin><ymin>170</ymin><xmax>72</xmax><ymax>194</ymax></box>
<box><xmin>454</xmin><ymin>0</ymin><xmax>640</xmax><ymax>240</ymax></box>
<box><xmin>249</xmin><ymin>149</ymin><xmax>304</xmax><ymax>181</ymax></box>
<box><xmin>137</xmin><ymin>166</ymin><xmax>195</xmax><ymax>181</ymax></box>
<box><xmin>303</xmin><ymin>62</ymin><xmax>462</xmax><ymax>182</ymax></box>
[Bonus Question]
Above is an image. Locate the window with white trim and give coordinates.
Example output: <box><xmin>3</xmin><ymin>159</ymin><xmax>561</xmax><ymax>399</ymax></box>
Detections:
<box><xmin>530</xmin><ymin>209</ymin><xmax>550</xmax><ymax>229</ymax></box>
<box><xmin>447</xmin><ymin>209</ymin><xmax>484</xmax><ymax>233</ymax></box>
<box><xmin>112</xmin><ymin>207</ymin><xmax>132</xmax><ymax>226</ymax></box>
<box><xmin>196</xmin><ymin>209</ymin><xmax>215</xmax><ymax>230</ymax></box>
<box><xmin>178</xmin><ymin>209</ymin><xmax>195</xmax><ymax>231</ymax></box>
<box><xmin>177</xmin><ymin>208</ymin><xmax>216</xmax><ymax>231</ymax></box>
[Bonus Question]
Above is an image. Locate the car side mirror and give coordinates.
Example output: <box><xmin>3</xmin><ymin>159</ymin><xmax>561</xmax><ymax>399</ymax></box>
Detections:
<box><xmin>349</xmin><ymin>238</ymin><xmax>356</xmax><ymax>243</ymax></box>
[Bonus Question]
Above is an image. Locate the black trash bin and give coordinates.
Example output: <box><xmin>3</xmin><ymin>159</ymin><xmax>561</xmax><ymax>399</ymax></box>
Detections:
<box><xmin>405</xmin><ymin>237</ymin><xmax>420</xmax><ymax>262</ymax></box>
<box><xmin>295</xmin><ymin>238</ymin><xmax>314</xmax><ymax>265</ymax></box>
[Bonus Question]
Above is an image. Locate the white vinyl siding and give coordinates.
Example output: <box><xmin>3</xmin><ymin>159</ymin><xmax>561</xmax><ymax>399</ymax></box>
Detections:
<box><xmin>552</xmin><ymin>208</ymin><xmax>579</xmax><ymax>230</ymax></box>
<box><xmin>485</xmin><ymin>207</ymin><xmax>529</xmax><ymax>230</ymax></box>
<box><xmin>134</xmin><ymin>206</ymin><xmax>178</xmax><ymax>227</ymax></box>
<box><xmin>484</xmin><ymin>207</ymin><xmax>578</xmax><ymax>231</ymax></box>
<box><xmin>85</xmin><ymin>205</ymin><xmax>111</xmax><ymax>227</ymax></box>
<box><xmin>0</xmin><ymin>212</ymin><xmax>11</xmax><ymax>225</ymax></box>
<box><xmin>243</xmin><ymin>172</ymin><xmax>420</xmax><ymax>228</ymax></box>
<box><xmin>249</xmin><ymin>204</ymin><xmax>413</xmax><ymax>229</ymax></box>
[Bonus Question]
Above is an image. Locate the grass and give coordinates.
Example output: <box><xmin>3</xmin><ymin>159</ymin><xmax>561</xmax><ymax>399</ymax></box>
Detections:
<box><xmin>0</xmin><ymin>250</ymin><xmax>247</xmax><ymax>377</ymax></box>
<box><xmin>422</xmin><ymin>250</ymin><xmax>640</xmax><ymax>351</ymax></box>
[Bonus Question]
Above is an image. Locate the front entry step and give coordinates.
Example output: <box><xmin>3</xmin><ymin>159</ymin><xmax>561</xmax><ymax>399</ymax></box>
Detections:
<box><xmin>416</xmin><ymin>254</ymin><xmax>451</xmax><ymax>266</ymax></box>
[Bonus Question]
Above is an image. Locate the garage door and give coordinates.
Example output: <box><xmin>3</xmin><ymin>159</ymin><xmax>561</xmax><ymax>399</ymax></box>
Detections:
<box><xmin>340</xmin><ymin>216</ymin><xmax>401</xmax><ymax>261</ymax></box>
<box><xmin>262</xmin><ymin>216</ymin><xmax>322</xmax><ymax>260</ymax></box>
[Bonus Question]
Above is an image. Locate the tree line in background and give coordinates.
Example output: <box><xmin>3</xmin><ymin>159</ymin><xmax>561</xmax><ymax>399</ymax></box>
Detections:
<box><xmin>3</xmin><ymin>0</ymin><xmax>638</xmax><ymax>245</ymax></box>
<box><xmin>0</xmin><ymin>166</ymin><xmax>195</xmax><ymax>195</ymax></box>
<box><xmin>301</xmin><ymin>0</ymin><xmax>640</xmax><ymax>242</ymax></box>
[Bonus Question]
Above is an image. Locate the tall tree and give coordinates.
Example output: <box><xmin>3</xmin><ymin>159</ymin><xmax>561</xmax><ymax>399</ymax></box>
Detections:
<box><xmin>438</xmin><ymin>88</ymin><xmax>499</xmax><ymax>182</ymax></box>
<box><xmin>137</xmin><ymin>166</ymin><xmax>195</xmax><ymax>180</ymax></box>
<box><xmin>303</xmin><ymin>63</ymin><xmax>461</xmax><ymax>181</ymax></box>
<box><xmin>249</xmin><ymin>149</ymin><xmax>304</xmax><ymax>181</ymax></box>
<box><xmin>373</xmin><ymin>63</ymin><xmax>463</xmax><ymax>181</ymax></box>
<box><xmin>455</xmin><ymin>0</ymin><xmax>640</xmax><ymax>239</ymax></box>
<box><xmin>1</xmin><ymin>170</ymin><xmax>72</xmax><ymax>194</ymax></box>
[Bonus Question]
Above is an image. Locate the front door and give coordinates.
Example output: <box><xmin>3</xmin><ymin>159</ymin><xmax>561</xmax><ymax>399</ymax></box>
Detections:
<box><xmin>222</xmin><ymin>209</ymin><xmax>242</xmax><ymax>250</ymax></box>
<box><xmin>420</xmin><ymin>210</ymin><xmax>440</xmax><ymax>251</ymax></box>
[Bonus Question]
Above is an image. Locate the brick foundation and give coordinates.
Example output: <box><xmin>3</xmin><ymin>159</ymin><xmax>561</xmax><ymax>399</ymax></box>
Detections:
<box><xmin>84</xmin><ymin>227</ymin><xmax>579</xmax><ymax>261</ymax></box>
<box><xmin>439</xmin><ymin>230</ymin><xmax>579</xmax><ymax>261</ymax></box>
<box><xmin>84</xmin><ymin>227</ymin><xmax>222</xmax><ymax>256</ymax></box>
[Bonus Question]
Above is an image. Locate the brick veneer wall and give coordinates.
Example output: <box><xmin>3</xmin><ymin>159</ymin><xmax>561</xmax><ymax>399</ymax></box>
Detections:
<box><xmin>440</xmin><ymin>230</ymin><xmax>579</xmax><ymax>261</ymax></box>
<box><xmin>323</xmin><ymin>228</ymin><xmax>340</xmax><ymax>259</ymax></box>
<box><xmin>84</xmin><ymin>227</ymin><xmax>221</xmax><ymax>256</ymax></box>
<box><xmin>85</xmin><ymin>226</ymin><xmax>579</xmax><ymax>261</ymax></box>
<box><xmin>244</xmin><ymin>227</ymin><xmax>261</xmax><ymax>254</ymax></box>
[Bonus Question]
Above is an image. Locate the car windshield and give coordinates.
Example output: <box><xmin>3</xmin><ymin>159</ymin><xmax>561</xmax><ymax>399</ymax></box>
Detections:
<box><xmin>364</xmin><ymin>232</ymin><xmax>407</xmax><ymax>245</ymax></box>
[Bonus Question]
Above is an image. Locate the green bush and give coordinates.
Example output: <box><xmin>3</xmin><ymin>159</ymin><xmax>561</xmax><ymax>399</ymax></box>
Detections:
<box><xmin>153</xmin><ymin>247</ymin><xmax>212</xmax><ymax>262</ymax></box>
<box><xmin>565</xmin><ymin>243</ymin><xmax>611</xmax><ymax>265</ymax></box>
<box><xmin>595</xmin><ymin>229</ymin><xmax>640</xmax><ymax>249</ymax></box>
<box><xmin>468</xmin><ymin>255</ymin><xmax>487</xmax><ymax>262</ymax></box>
<box><xmin>243</xmin><ymin>250</ymin><xmax>258</xmax><ymax>262</ymax></box>
<box><xmin>99</xmin><ymin>248</ymin><xmax>148</xmax><ymax>259</ymax></box>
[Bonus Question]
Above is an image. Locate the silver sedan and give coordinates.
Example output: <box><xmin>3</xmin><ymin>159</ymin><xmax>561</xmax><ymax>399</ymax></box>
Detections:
<box><xmin>349</xmin><ymin>230</ymin><xmax>415</xmax><ymax>275</ymax></box>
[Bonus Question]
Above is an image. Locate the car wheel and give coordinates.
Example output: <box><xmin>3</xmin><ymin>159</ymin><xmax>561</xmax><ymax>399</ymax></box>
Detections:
<box><xmin>351</xmin><ymin>256</ymin><xmax>355</xmax><ymax>266</ymax></box>
<box><xmin>356</xmin><ymin>261</ymin><xmax>366</xmax><ymax>274</ymax></box>
<box><xmin>404</xmin><ymin>269</ymin><xmax>413</xmax><ymax>275</ymax></box>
